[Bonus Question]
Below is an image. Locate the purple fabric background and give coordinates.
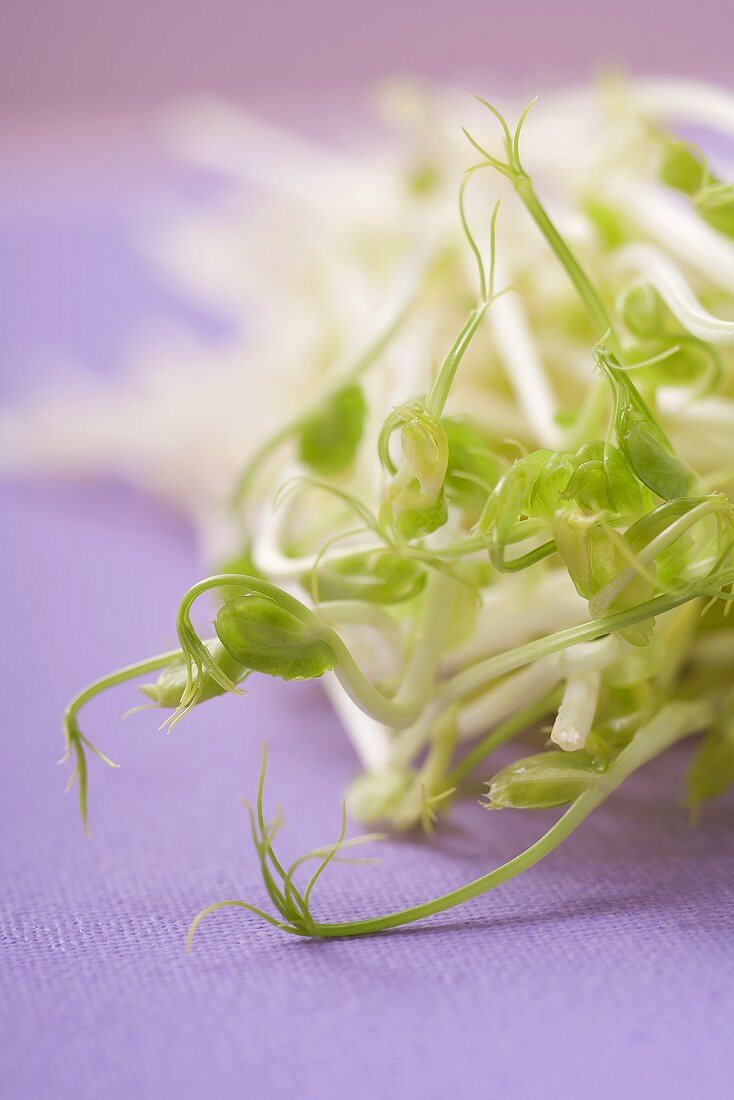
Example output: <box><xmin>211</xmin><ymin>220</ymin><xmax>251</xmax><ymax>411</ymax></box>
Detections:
<box><xmin>5</xmin><ymin>474</ymin><xmax>733</xmax><ymax>1100</ymax></box>
<box><xmin>2</xmin><ymin>6</ymin><xmax>734</xmax><ymax>1092</ymax></box>
<box><xmin>2</xmin><ymin>0</ymin><xmax>734</xmax><ymax>117</ymax></box>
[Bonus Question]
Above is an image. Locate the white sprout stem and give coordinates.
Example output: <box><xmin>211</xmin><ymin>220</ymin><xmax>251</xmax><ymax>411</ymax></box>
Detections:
<box><xmin>659</xmin><ymin>392</ymin><xmax>734</xmax><ymax>430</ymax></box>
<box><xmin>606</xmin><ymin>178</ymin><xmax>734</xmax><ymax>293</ymax></box>
<box><xmin>162</xmin><ymin>98</ymin><xmax>362</xmax><ymax>207</ymax></box>
<box><xmin>487</xmin><ymin>256</ymin><xmax>564</xmax><ymax>449</ymax></box>
<box><xmin>631</xmin><ymin>79</ymin><xmax>734</xmax><ymax>139</ymax></box>
<box><xmin>550</xmin><ymin>672</ymin><xmax>601</xmax><ymax>752</ymax></box>
<box><xmin>252</xmin><ymin>466</ymin><xmax>384</xmax><ymax>579</ymax></box>
<box><xmin>443</xmin><ymin>570</ymin><xmax>587</xmax><ymax>674</ymax></box>
<box><xmin>324</xmin><ymin>573</ymin><xmax>457</xmax><ymax>771</ymax></box>
<box><xmin>320</xmin><ymin>602</ymin><xmax>403</xmax><ymax>671</ymax></box>
<box><xmin>457</xmin><ymin>658</ymin><xmax>561</xmax><ymax>742</ymax></box>
<box><xmin>559</xmin><ymin>635</ymin><xmax>620</xmax><ymax>676</ymax></box>
<box><xmin>550</xmin><ymin>636</ymin><xmax>618</xmax><ymax>751</ymax></box>
<box><xmin>393</xmin><ymin>571</ymin><xmax>456</xmax><ymax>708</ymax></box>
<box><xmin>616</xmin><ymin>243</ymin><xmax>734</xmax><ymax>346</ymax></box>
<box><xmin>321</xmin><ymin>675</ymin><xmax>394</xmax><ymax>772</ymax></box>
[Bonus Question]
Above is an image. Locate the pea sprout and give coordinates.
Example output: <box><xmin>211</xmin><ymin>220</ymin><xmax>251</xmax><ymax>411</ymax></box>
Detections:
<box><xmin>62</xmin><ymin>91</ymin><xmax>734</xmax><ymax>943</ymax></box>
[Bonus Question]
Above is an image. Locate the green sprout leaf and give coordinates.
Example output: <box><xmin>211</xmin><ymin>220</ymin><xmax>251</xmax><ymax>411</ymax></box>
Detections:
<box><xmin>443</xmin><ymin>417</ymin><xmax>502</xmax><ymax>522</ymax></box>
<box><xmin>563</xmin><ymin>441</ymin><xmax>642</xmax><ymax>515</ymax></box>
<box><xmin>312</xmin><ymin>552</ymin><xmax>426</xmax><ymax>604</ymax></box>
<box><xmin>594</xmin><ymin>344</ymin><xmax>696</xmax><ymax>501</ymax></box>
<box><xmin>660</xmin><ymin>139</ymin><xmax>705</xmax><ymax>196</ymax></box>
<box><xmin>619</xmin><ymin>283</ymin><xmax>666</xmax><ymax>338</ymax></box>
<box><xmin>298</xmin><ymin>383</ymin><xmax>366</xmax><ymax>476</ymax></box>
<box><xmin>658</xmin><ymin>131</ymin><xmax>734</xmax><ymax>238</ymax></box>
<box><xmin>617</xmin><ymin>404</ymin><xmax>696</xmax><ymax>500</ymax></box>
<box><xmin>394</xmin><ymin>491</ymin><xmax>448</xmax><ymax>539</ymax></box>
<box><xmin>216</xmin><ymin>595</ymin><xmax>337</xmax><ymax>681</ymax></box>
<box><xmin>552</xmin><ymin>511</ymin><xmax>655</xmax><ymax>646</ymax></box>
<box><xmin>695</xmin><ymin>184</ymin><xmax>734</xmax><ymax>238</ymax></box>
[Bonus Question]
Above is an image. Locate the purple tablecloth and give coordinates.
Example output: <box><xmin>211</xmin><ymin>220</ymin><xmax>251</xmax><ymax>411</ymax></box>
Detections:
<box><xmin>2</xmin><ymin>133</ymin><xmax>733</xmax><ymax>1100</ymax></box>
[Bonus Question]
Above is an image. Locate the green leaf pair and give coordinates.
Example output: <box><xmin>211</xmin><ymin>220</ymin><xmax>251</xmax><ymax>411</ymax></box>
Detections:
<box><xmin>215</xmin><ymin>595</ymin><xmax>337</xmax><ymax>681</ymax></box>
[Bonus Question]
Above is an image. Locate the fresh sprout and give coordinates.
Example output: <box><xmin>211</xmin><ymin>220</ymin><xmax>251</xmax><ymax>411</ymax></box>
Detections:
<box><xmin>58</xmin><ymin>87</ymin><xmax>734</xmax><ymax>940</ymax></box>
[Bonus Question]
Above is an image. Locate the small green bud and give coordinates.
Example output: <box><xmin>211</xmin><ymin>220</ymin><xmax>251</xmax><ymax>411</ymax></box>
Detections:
<box><xmin>563</xmin><ymin>442</ymin><xmax>608</xmax><ymax>511</ymax></box>
<box><xmin>394</xmin><ymin>490</ymin><xmax>448</xmax><ymax>539</ymax></box>
<box><xmin>298</xmin><ymin>383</ymin><xmax>366</xmax><ymax>477</ymax></box>
<box><xmin>593</xmin><ymin>343</ymin><xmax>696</xmax><ymax>502</ymax></box>
<box><xmin>660</xmin><ymin>140</ymin><xmax>705</xmax><ymax>196</ymax></box>
<box><xmin>553</xmin><ymin>512</ymin><xmax>644</xmax><ymax>615</ymax></box>
<box><xmin>484</xmin><ymin>750</ymin><xmax>607</xmax><ymax>810</ymax></box>
<box><xmin>564</xmin><ymin>441</ymin><xmax>642</xmax><ymax>514</ymax></box>
<box><xmin>140</xmin><ymin>638</ymin><xmax>247</xmax><ymax>708</ymax></box>
<box><xmin>399</xmin><ymin>411</ymin><xmax>448</xmax><ymax>502</ymax></box>
<box><xmin>528</xmin><ymin>452</ymin><xmax>575</xmax><ymax>520</ymax></box>
<box><xmin>384</xmin><ymin>404</ymin><xmax>449</xmax><ymax>538</ymax></box>
<box><xmin>657</xmin><ymin>132</ymin><xmax>734</xmax><ymax>236</ymax></box>
<box><xmin>216</xmin><ymin>595</ymin><xmax>337</xmax><ymax>681</ymax></box>
<box><xmin>481</xmin><ymin>449</ymin><xmax>559</xmax><ymax>539</ymax></box>
<box><xmin>605</xmin><ymin>444</ymin><xmax>644</xmax><ymax>514</ymax></box>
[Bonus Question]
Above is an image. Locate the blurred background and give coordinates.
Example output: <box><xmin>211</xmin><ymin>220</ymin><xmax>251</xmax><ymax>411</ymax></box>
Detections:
<box><xmin>2</xmin><ymin>0</ymin><xmax>732</xmax><ymax>375</ymax></box>
<box><xmin>2</xmin><ymin>0</ymin><xmax>732</xmax><ymax>497</ymax></box>
<box><xmin>3</xmin><ymin>0</ymin><xmax>734</xmax><ymax>117</ymax></box>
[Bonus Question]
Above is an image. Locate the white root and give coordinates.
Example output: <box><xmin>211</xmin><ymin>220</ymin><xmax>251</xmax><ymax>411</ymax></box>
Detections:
<box><xmin>615</xmin><ymin>243</ymin><xmax>734</xmax><ymax>346</ymax></box>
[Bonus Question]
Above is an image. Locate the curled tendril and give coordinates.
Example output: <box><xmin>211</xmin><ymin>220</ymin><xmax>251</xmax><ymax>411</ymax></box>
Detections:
<box><xmin>187</xmin><ymin>743</ymin><xmax>386</xmax><ymax>947</ymax></box>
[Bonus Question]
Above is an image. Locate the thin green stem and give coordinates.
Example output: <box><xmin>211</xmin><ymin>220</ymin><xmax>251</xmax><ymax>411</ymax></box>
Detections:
<box><xmin>64</xmin><ymin>648</ymin><xmax>182</xmax><ymax>831</ymax></box>
<box><xmin>231</xmin><ymin>267</ymin><xmax>424</xmax><ymax>512</ymax></box>
<box><xmin>305</xmin><ymin>699</ymin><xmax>710</xmax><ymax>937</ymax></box>
<box><xmin>176</xmin><ymin>572</ymin><xmax>424</xmax><ymax>729</ymax></box>
<box><xmin>440</xmin><ymin>573</ymin><xmax>734</xmax><ymax>707</ymax></box>
<box><xmin>513</xmin><ymin>175</ymin><xmax>616</xmax><ymax>346</ymax></box>
<box><xmin>446</xmin><ymin>688</ymin><xmax>562</xmax><ymax>788</ymax></box>
<box><xmin>426</xmin><ymin>302</ymin><xmax>492</xmax><ymax>418</ymax></box>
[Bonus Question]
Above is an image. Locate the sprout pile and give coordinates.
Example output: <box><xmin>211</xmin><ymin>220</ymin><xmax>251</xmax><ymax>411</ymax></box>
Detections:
<box><xmin>49</xmin><ymin>82</ymin><xmax>734</xmax><ymax>939</ymax></box>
